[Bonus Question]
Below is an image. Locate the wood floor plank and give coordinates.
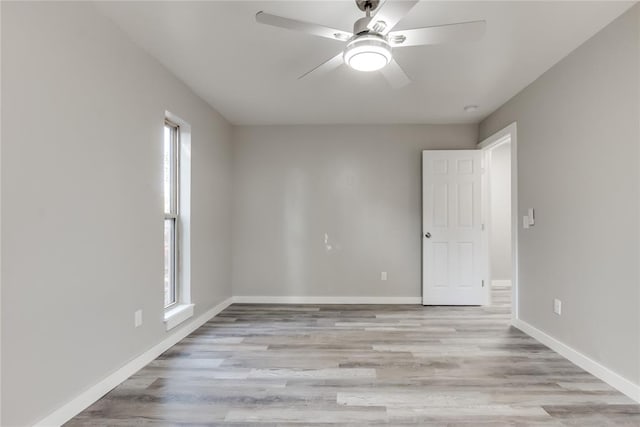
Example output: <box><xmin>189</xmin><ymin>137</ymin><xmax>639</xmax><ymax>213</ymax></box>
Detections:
<box><xmin>67</xmin><ymin>286</ymin><xmax>639</xmax><ymax>425</ymax></box>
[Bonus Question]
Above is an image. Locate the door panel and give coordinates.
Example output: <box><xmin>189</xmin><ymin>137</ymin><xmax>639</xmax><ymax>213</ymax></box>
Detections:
<box><xmin>423</xmin><ymin>150</ymin><xmax>484</xmax><ymax>305</ymax></box>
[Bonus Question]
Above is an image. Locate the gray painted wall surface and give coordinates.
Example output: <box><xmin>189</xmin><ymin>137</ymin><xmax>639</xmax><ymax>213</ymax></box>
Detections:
<box><xmin>1</xmin><ymin>2</ymin><xmax>233</xmax><ymax>425</ymax></box>
<box><xmin>3</xmin><ymin>1</ymin><xmax>640</xmax><ymax>424</ymax></box>
<box><xmin>480</xmin><ymin>5</ymin><xmax>640</xmax><ymax>384</ymax></box>
<box><xmin>489</xmin><ymin>142</ymin><xmax>512</xmax><ymax>281</ymax></box>
<box><xmin>232</xmin><ymin>124</ymin><xmax>478</xmax><ymax>298</ymax></box>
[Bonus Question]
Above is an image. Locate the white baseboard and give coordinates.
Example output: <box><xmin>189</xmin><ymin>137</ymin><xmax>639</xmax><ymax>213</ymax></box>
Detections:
<box><xmin>34</xmin><ymin>295</ymin><xmax>420</xmax><ymax>425</ymax></box>
<box><xmin>512</xmin><ymin>318</ymin><xmax>640</xmax><ymax>403</ymax></box>
<box><xmin>38</xmin><ymin>297</ymin><xmax>639</xmax><ymax>426</ymax></box>
<box><xmin>232</xmin><ymin>296</ymin><xmax>422</xmax><ymax>304</ymax></box>
<box><xmin>34</xmin><ymin>297</ymin><xmax>234</xmax><ymax>427</ymax></box>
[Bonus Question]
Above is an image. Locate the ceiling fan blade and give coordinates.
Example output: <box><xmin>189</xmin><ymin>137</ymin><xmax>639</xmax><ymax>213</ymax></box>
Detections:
<box><xmin>367</xmin><ymin>0</ymin><xmax>419</xmax><ymax>35</ymax></box>
<box><xmin>389</xmin><ymin>20</ymin><xmax>486</xmax><ymax>48</ymax></box>
<box><xmin>256</xmin><ymin>11</ymin><xmax>352</xmax><ymax>42</ymax></box>
<box><xmin>298</xmin><ymin>52</ymin><xmax>344</xmax><ymax>80</ymax></box>
<box><xmin>380</xmin><ymin>59</ymin><xmax>411</xmax><ymax>88</ymax></box>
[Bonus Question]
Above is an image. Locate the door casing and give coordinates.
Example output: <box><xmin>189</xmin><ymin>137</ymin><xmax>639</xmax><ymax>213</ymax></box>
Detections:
<box><xmin>478</xmin><ymin>122</ymin><xmax>519</xmax><ymax>322</ymax></box>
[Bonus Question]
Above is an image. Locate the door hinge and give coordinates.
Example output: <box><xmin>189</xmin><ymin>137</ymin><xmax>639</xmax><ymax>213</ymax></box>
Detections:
<box><xmin>482</xmin><ymin>280</ymin><xmax>485</xmax><ymax>287</ymax></box>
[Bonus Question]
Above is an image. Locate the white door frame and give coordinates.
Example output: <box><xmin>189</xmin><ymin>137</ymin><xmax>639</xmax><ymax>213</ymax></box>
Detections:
<box><xmin>478</xmin><ymin>122</ymin><xmax>518</xmax><ymax>322</ymax></box>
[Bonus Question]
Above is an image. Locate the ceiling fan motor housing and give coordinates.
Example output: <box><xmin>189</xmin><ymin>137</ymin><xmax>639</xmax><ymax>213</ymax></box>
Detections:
<box><xmin>353</xmin><ymin>16</ymin><xmax>374</xmax><ymax>35</ymax></box>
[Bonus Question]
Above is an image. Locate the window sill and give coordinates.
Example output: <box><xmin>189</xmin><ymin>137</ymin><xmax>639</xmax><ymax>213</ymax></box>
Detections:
<box><xmin>164</xmin><ymin>303</ymin><xmax>194</xmax><ymax>331</ymax></box>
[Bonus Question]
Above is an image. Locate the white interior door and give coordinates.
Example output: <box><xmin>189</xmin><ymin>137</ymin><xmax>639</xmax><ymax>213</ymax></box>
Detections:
<box><xmin>422</xmin><ymin>150</ymin><xmax>484</xmax><ymax>305</ymax></box>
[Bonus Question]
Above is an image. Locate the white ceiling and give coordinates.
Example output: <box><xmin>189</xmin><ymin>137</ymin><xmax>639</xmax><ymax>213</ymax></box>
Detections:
<box><xmin>94</xmin><ymin>1</ymin><xmax>634</xmax><ymax>125</ymax></box>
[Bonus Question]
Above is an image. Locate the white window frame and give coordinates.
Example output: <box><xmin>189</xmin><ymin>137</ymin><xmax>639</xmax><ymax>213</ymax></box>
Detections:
<box><xmin>163</xmin><ymin>111</ymin><xmax>193</xmax><ymax>330</ymax></box>
<box><xmin>164</xmin><ymin>120</ymin><xmax>180</xmax><ymax>309</ymax></box>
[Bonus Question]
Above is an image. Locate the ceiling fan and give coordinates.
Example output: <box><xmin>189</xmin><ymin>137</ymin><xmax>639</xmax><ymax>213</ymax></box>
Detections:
<box><xmin>256</xmin><ymin>0</ymin><xmax>486</xmax><ymax>88</ymax></box>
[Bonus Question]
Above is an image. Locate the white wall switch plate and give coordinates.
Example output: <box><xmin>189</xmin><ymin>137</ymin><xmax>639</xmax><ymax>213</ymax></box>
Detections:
<box><xmin>134</xmin><ymin>309</ymin><xmax>143</xmax><ymax>327</ymax></box>
<box><xmin>381</xmin><ymin>271</ymin><xmax>388</xmax><ymax>281</ymax></box>
<box><xmin>523</xmin><ymin>216</ymin><xmax>530</xmax><ymax>229</ymax></box>
<box><xmin>553</xmin><ymin>299</ymin><xmax>562</xmax><ymax>315</ymax></box>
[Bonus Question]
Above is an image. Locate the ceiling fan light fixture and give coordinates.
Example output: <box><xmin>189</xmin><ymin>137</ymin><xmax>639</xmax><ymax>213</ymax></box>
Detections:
<box><xmin>343</xmin><ymin>34</ymin><xmax>392</xmax><ymax>72</ymax></box>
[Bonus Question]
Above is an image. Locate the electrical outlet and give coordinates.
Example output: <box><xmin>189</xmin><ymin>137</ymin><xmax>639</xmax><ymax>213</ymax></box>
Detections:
<box><xmin>134</xmin><ymin>309</ymin><xmax>143</xmax><ymax>328</ymax></box>
<box><xmin>381</xmin><ymin>271</ymin><xmax>388</xmax><ymax>281</ymax></box>
<box><xmin>553</xmin><ymin>299</ymin><xmax>562</xmax><ymax>316</ymax></box>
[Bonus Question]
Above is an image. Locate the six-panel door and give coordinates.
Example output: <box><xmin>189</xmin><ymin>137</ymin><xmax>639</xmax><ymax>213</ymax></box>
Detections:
<box><xmin>422</xmin><ymin>150</ymin><xmax>484</xmax><ymax>305</ymax></box>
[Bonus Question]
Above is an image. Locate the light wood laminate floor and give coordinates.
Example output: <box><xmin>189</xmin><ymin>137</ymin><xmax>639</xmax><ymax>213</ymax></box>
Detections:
<box><xmin>68</xmin><ymin>286</ymin><xmax>639</xmax><ymax>426</ymax></box>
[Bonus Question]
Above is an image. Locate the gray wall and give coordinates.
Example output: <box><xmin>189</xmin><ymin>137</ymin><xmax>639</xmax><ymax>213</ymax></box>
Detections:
<box><xmin>232</xmin><ymin>125</ymin><xmax>478</xmax><ymax>298</ymax></box>
<box><xmin>489</xmin><ymin>142</ymin><xmax>512</xmax><ymax>281</ymax></box>
<box><xmin>480</xmin><ymin>5</ymin><xmax>640</xmax><ymax>385</ymax></box>
<box><xmin>1</xmin><ymin>2</ymin><xmax>233</xmax><ymax>425</ymax></box>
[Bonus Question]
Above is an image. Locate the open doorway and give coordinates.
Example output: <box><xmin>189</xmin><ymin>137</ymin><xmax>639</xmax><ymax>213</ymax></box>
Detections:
<box><xmin>421</xmin><ymin>124</ymin><xmax>518</xmax><ymax>310</ymax></box>
<box><xmin>479</xmin><ymin>123</ymin><xmax>518</xmax><ymax>320</ymax></box>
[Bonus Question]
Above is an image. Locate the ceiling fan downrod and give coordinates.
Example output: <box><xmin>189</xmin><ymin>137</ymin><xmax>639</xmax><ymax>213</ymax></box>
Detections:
<box><xmin>355</xmin><ymin>0</ymin><xmax>386</xmax><ymax>34</ymax></box>
<box><xmin>355</xmin><ymin>0</ymin><xmax>380</xmax><ymax>14</ymax></box>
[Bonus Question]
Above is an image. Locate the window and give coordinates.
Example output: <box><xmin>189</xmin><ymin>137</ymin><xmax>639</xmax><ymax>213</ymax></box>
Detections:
<box><xmin>164</xmin><ymin>120</ymin><xmax>179</xmax><ymax>308</ymax></box>
<box><xmin>163</xmin><ymin>113</ymin><xmax>193</xmax><ymax>330</ymax></box>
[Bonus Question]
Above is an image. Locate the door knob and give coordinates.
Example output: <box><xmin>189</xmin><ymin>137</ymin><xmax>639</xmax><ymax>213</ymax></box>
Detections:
<box><xmin>425</xmin><ymin>232</ymin><xmax>431</xmax><ymax>238</ymax></box>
